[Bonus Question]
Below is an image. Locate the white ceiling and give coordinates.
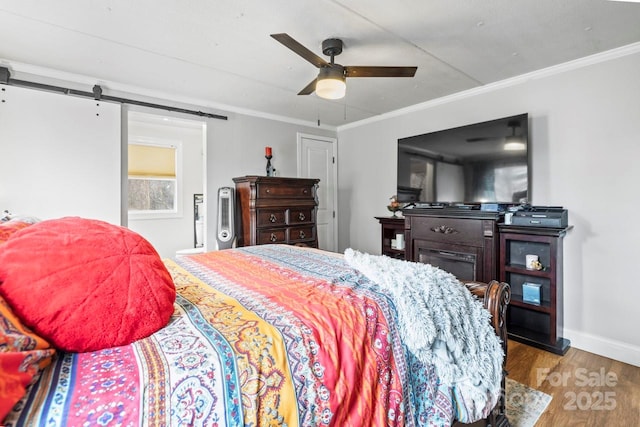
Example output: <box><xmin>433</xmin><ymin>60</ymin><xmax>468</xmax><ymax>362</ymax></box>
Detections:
<box><xmin>1</xmin><ymin>0</ymin><xmax>640</xmax><ymax>127</ymax></box>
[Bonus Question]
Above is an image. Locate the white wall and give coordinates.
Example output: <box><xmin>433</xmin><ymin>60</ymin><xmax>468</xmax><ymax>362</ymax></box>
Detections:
<box><xmin>336</xmin><ymin>48</ymin><xmax>640</xmax><ymax>366</ymax></box>
<box><xmin>0</xmin><ymin>85</ymin><xmax>121</xmax><ymax>224</ymax></box>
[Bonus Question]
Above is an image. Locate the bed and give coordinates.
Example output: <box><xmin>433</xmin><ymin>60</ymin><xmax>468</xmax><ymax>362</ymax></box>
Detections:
<box><xmin>0</xmin><ymin>217</ymin><xmax>510</xmax><ymax>427</ymax></box>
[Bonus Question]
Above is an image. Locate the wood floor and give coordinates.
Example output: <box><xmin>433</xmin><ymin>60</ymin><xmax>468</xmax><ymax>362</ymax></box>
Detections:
<box><xmin>506</xmin><ymin>340</ymin><xmax>640</xmax><ymax>426</ymax></box>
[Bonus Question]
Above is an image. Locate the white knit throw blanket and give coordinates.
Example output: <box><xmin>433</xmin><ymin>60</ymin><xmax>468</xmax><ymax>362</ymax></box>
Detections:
<box><xmin>344</xmin><ymin>248</ymin><xmax>503</xmax><ymax>421</ymax></box>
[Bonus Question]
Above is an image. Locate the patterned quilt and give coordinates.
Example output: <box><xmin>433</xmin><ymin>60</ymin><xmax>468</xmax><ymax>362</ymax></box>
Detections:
<box><xmin>6</xmin><ymin>245</ymin><xmax>465</xmax><ymax>426</ymax></box>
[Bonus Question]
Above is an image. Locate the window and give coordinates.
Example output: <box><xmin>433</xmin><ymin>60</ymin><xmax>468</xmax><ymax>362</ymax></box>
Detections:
<box><xmin>128</xmin><ymin>139</ymin><xmax>182</xmax><ymax>218</ymax></box>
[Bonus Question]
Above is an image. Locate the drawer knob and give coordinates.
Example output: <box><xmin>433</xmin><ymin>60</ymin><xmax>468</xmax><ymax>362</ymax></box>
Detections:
<box><xmin>270</xmin><ymin>233</ymin><xmax>278</xmax><ymax>242</ymax></box>
<box><xmin>299</xmin><ymin>231</ymin><xmax>306</xmax><ymax>239</ymax></box>
<box><xmin>270</xmin><ymin>213</ymin><xmax>277</xmax><ymax>223</ymax></box>
<box><xmin>298</xmin><ymin>212</ymin><xmax>305</xmax><ymax>221</ymax></box>
<box><xmin>303</xmin><ymin>189</ymin><xmax>308</xmax><ymax>194</ymax></box>
<box><xmin>266</xmin><ymin>188</ymin><xmax>270</xmax><ymax>193</ymax></box>
<box><xmin>431</xmin><ymin>225</ymin><xmax>458</xmax><ymax>234</ymax></box>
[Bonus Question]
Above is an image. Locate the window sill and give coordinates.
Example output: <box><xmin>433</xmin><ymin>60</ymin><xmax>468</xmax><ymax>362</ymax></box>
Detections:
<box><xmin>128</xmin><ymin>211</ymin><xmax>183</xmax><ymax>221</ymax></box>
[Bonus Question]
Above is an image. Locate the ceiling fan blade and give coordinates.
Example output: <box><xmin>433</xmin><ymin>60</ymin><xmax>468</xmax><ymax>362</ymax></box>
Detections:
<box><xmin>466</xmin><ymin>137</ymin><xmax>503</xmax><ymax>143</ymax></box>
<box><xmin>271</xmin><ymin>33</ymin><xmax>328</xmax><ymax>68</ymax></box>
<box><xmin>345</xmin><ymin>66</ymin><xmax>417</xmax><ymax>78</ymax></box>
<box><xmin>298</xmin><ymin>78</ymin><xmax>317</xmax><ymax>95</ymax></box>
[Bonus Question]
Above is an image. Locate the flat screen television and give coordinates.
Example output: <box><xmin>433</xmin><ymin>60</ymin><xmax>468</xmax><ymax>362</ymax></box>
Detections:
<box><xmin>397</xmin><ymin>113</ymin><xmax>529</xmax><ymax>205</ymax></box>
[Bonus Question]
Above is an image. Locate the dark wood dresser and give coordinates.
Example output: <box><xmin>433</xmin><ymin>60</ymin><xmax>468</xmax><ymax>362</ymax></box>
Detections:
<box><xmin>233</xmin><ymin>176</ymin><xmax>320</xmax><ymax>248</ymax></box>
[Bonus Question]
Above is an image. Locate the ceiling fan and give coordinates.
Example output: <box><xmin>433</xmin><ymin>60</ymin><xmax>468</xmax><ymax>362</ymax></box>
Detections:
<box><xmin>466</xmin><ymin>120</ymin><xmax>526</xmax><ymax>150</ymax></box>
<box><xmin>466</xmin><ymin>120</ymin><xmax>521</xmax><ymax>142</ymax></box>
<box><xmin>270</xmin><ymin>33</ymin><xmax>417</xmax><ymax>100</ymax></box>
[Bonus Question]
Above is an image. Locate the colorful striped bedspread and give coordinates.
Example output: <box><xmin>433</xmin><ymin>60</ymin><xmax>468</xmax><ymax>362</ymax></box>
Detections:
<box><xmin>6</xmin><ymin>245</ymin><xmax>460</xmax><ymax>426</ymax></box>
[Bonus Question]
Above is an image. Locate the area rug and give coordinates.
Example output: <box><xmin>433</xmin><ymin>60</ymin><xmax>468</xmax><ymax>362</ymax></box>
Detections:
<box><xmin>505</xmin><ymin>378</ymin><xmax>552</xmax><ymax>427</ymax></box>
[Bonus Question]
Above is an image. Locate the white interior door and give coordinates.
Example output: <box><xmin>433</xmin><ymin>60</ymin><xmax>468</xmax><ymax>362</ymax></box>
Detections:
<box><xmin>297</xmin><ymin>133</ymin><xmax>337</xmax><ymax>252</ymax></box>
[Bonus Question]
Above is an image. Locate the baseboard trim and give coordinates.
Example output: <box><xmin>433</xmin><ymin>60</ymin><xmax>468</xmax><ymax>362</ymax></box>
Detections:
<box><xmin>563</xmin><ymin>328</ymin><xmax>640</xmax><ymax>367</ymax></box>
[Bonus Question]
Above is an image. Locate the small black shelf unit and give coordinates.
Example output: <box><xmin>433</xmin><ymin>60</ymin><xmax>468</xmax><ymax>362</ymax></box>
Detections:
<box><xmin>499</xmin><ymin>225</ymin><xmax>572</xmax><ymax>355</ymax></box>
<box><xmin>375</xmin><ymin>216</ymin><xmax>406</xmax><ymax>260</ymax></box>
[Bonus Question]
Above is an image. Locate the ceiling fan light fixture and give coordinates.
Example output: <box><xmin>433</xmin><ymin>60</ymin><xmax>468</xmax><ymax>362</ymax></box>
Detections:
<box><xmin>316</xmin><ymin>67</ymin><xmax>346</xmax><ymax>99</ymax></box>
<box><xmin>503</xmin><ymin>120</ymin><xmax>525</xmax><ymax>151</ymax></box>
<box><xmin>504</xmin><ymin>137</ymin><xmax>526</xmax><ymax>151</ymax></box>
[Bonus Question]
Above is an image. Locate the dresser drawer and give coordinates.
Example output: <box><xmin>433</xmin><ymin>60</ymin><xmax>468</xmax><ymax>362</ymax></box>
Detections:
<box><xmin>256</xmin><ymin>209</ymin><xmax>287</xmax><ymax>227</ymax></box>
<box><xmin>409</xmin><ymin>216</ymin><xmax>486</xmax><ymax>246</ymax></box>
<box><xmin>257</xmin><ymin>228</ymin><xmax>287</xmax><ymax>244</ymax></box>
<box><xmin>257</xmin><ymin>183</ymin><xmax>315</xmax><ymax>199</ymax></box>
<box><xmin>288</xmin><ymin>207</ymin><xmax>314</xmax><ymax>224</ymax></box>
<box><xmin>288</xmin><ymin>226</ymin><xmax>315</xmax><ymax>243</ymax></box>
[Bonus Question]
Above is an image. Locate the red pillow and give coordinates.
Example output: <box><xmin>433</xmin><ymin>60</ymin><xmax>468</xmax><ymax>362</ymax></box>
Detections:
<box><xmin>0</xmin><ymin>217</ymin><xmax>176</xmax><ymax>352</ymax></box>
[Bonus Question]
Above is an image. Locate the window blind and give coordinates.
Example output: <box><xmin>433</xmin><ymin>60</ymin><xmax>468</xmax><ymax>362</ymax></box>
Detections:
<box><xmin>128</xmin><ymin>144</ymin><xmax>176</xmax><ymax>177</ymax></box>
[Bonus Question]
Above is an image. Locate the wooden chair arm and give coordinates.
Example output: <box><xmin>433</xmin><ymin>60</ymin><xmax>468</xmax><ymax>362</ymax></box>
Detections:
<box><xmin>462</xmin><ymin>280</ymin><xmax>510</xmax><ymax>357</ymax></box>
<box><xmin>462</xmin><ymin>280</ymin><xmax>511</xmax><ymax>427</ymax></box>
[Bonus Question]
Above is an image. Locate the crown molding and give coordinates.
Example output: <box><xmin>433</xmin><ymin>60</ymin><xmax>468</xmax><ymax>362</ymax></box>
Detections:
<box><xmin>337</xmin><ymin>41</ymin><xmax>640</xmax><ymax>132</ymax></box>
<box><xmin>4</xmin><ymin>40</ymin><xmax>639</xmax><ymax>133</ymax></box>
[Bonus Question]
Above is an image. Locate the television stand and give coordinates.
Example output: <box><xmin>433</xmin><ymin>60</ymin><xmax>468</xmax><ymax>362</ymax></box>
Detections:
<box><xmin>498</xmin><ymin>225</ymin><xmax>571</xmax><ymax>354</ymax></box>
<box><xmin>402</xmin><ymin>208</ymin><xmax>571</xmax><ymax>354</ymax></box>
<box><xmin>403</xmin><ymin>209</ymin><xmax>500</xmax><ymax>283</ymax></box>
<box><xmin>375</xmin><ymin>216</ymin><xmax>406</xmax><ymax>260</ymax></box>
<box><xmin>407</xmin><ymin>202</ymin><xmax>445</xmax><ymax>209</ymax></box>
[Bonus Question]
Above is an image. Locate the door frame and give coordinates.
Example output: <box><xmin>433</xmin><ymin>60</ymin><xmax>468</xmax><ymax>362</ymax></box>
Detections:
<box><xmin>124</xmin><ymin>107</ymin><xmax>208</xmax><ymax>254</ymax></box>
<box><xmin>296</xmin><ymin>132</ymin><xmax>338</xmax><ymax>252</ymax></box>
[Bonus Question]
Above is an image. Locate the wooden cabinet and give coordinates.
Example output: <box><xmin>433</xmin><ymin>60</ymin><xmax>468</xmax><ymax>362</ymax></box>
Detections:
<box><xmin>402</xmin><ymin>208</ymin><xmax>572</xmax><ymax>354</ymax></box>
<box><xmin>403</xmin><ymin>210</ymin><xmax>500</xmax><ymax>283</ymax></box>
<box><xmin>233</xmin><ymin>176</ymin><xmax>320</xmax><ymax>248</ymax></box>
<box><xmin>375</xmin><ymin>216</ymin><xmax>406</xmax><ymax>259</ymax></box>
<box><xmin>499</xmin><ymin>225</ymin><xmax>571</xmax><ymax>354</ymax></box>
